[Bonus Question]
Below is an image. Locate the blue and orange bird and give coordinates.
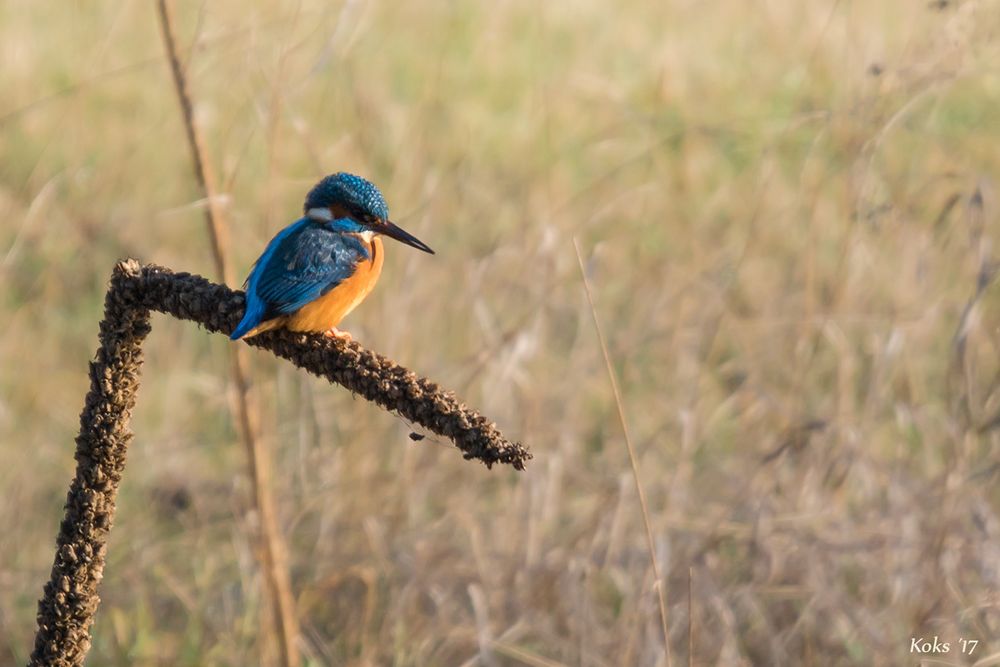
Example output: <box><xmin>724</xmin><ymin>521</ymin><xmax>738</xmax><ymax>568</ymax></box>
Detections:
<box><xmin>230</xmin><ymin>172</ymin><xmax>434</xmax><ymax>342</ymax></box>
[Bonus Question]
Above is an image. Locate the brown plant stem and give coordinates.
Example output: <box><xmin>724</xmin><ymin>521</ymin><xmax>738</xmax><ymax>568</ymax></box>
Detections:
<box><xmin>29</xmin><ymin>259</ymin><xmax>528</xmax><ymax>667</ymax></box>
<box><xmin>156</xmin><ymin>0</ymin><xmax>230</xmax><ymax>279</ymax></box>
<box><xmin>154</xmin><ymin>1</ymin><xmax>299</xmax><ymax>665</ymax></box>
<box><xmin>28</xmin><ymin>269</ymin><xmax>152</xmax><ymax>667</ymax></box>
<box><xmin>573</xmin><ymin>238</ymin><xmax>672</xmax><ymax>666</ymax></box>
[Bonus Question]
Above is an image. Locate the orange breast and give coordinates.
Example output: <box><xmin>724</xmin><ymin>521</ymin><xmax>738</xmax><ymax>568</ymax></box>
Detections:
<box><xmin>286</xmin><ymin>235</ymin><xmax>384</xmax><ymax>333</ymax></box>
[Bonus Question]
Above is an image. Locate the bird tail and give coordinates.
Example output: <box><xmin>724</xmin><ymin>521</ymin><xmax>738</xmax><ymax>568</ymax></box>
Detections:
<box><xmin>230</xmin><ymin>300</ymin><xmax>267</xmax><ymax>340</ymax></box>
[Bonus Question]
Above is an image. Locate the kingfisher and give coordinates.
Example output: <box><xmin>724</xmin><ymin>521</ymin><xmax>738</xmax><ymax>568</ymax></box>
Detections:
<box><xmin>230</xmin><ymin>172</ymin><xmax>434</xmax><ymax>341</ymax></box>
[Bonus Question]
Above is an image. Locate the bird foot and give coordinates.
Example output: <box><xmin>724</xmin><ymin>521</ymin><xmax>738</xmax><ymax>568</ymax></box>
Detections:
<box><xmin>323</xmin><ymin>327</ymin><xmax>353</xmax><ymax>342</ymax></box>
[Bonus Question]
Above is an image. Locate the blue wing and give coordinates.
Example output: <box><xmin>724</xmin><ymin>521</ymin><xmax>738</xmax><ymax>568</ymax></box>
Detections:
<box><xmin>230</xmin><ymin>218</ymin><xmax>369</xmax><ymax>339</ymax></box>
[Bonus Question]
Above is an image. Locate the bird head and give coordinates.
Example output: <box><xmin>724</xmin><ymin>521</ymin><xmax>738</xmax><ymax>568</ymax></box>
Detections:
<box><xmin>304</xmin><ymin>172</ymin><xmax>434</xmax><ymax>254</ymax></box>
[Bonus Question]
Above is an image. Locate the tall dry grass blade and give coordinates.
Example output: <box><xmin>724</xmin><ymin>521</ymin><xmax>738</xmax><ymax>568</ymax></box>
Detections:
<box><xmin>688</xmin><ymin>566</ymin><xmax>693</xmax><ymax>667</ymax></box>
<box><xmin>573</xmin><ymin>238</ymin><xmax>672</xmax><ymax>667</ymax></box>
<box><xmin>154</xmin><ymin>2</ymin><xmax>298</xmax><ymax>664</ymax></box>
<box><xmin>155</xmin><ymin>0</ymin><xmax>230</xmax><ymax>281</ymax></box>
<box><xmin>28</xmin><ymin>260</ymin><xmax>528</xmax><ymax>666</ymax></box>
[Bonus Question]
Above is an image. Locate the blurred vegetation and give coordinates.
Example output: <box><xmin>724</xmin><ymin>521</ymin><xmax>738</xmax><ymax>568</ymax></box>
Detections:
<box><xmin>3</xmin><ymin>1</ymin><xmax>1000</xmax><ymax>665</ymax></box>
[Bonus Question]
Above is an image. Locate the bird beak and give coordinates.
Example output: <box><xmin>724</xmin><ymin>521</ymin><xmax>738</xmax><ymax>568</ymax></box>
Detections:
<box><xmin>376</xmin><ymin>220</ymin><xmax>435</xmax><ymax>254</ymax></box>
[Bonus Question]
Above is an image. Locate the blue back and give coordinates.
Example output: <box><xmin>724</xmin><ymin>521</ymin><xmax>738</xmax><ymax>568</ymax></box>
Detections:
<box><xmin>230</xmin><ymin>218</ymin><xmax>370</xmax><ymax>339</ymax></box>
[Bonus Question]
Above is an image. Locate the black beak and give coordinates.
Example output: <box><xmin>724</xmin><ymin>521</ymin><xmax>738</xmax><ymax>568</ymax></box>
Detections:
<box><xmin>376</xmin><ymin>219</ymin><xmax>435</xmax><ymax>254</ymax></box>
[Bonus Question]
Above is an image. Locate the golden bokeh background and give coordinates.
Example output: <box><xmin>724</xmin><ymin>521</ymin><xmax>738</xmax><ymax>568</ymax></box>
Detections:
<box><xmin>3</xmin><ymin>1</ymin><xmax>1000</xmax><ymax>664</ymax></box>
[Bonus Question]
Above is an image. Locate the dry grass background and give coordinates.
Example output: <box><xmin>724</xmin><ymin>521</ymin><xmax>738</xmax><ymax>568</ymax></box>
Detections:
<box><xmin>2</xmin><ymin>1</ymin><xmax>1000</xmax><ymax>665</ymax></box>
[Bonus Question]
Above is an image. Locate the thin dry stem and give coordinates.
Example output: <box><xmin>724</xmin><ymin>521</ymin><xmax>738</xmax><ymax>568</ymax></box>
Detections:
<box><xmin>28</xmin><ymin>259</ymin><xmax>528</xmax><ymax>666</ymax></box>
<box><xmin>688</xmin><ymin>566</ymin><xmax>693</xmax><ymax>667</ymax></box>
<box><xmin>573</xmin><ymin>238</ymin><xmax>672</xmax><ymax>666</ymax></box>
<box><xmin>156</xmin><ymin>0</ymin><xmax>230</xmax><ymax>281</ymax></box>
<box><xmin>155</xmin><ymin>2</ymin><xmax>297</xmax><ymax>663</ymax></box>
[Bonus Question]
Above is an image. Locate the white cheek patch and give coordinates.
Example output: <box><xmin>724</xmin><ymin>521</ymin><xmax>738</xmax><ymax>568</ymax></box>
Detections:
<box><xmin>307</xmin><ymin>207</ymin><xmax>333</xmax><ymax>221</ymax></box>
<box><xmin>361</xmin><ymin>230</ymin><xmax>375</xmax><ymax>242</ymax></box>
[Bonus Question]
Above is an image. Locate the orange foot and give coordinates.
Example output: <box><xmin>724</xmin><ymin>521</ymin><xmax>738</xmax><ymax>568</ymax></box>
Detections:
<box><xmin>323</xmin><ymin>326</ymin><xmax>353</xmax><ymax>342</ymax></box>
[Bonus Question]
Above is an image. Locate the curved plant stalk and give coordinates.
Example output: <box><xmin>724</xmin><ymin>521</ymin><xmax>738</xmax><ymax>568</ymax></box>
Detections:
<box><xmin>28</xmin><ymin>260</ymin><xmax>529</xmax><ymax>667</ymax></box>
